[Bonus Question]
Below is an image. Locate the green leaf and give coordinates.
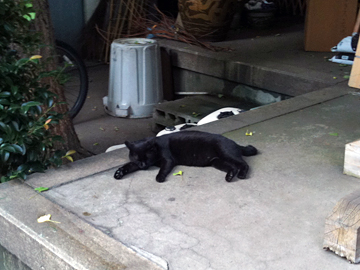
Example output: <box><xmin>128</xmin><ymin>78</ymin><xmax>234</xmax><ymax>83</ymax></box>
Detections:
<box><xmin>173</xmin><ymin>171</ymin><xmax>183</xmax><ymax>176</ymax></box>
<box><xmin>1</xmin><ymin>145</ymin><xmax>15</xmax><ymax>153</ymax></box>
<box><xmin>15</xmin><ymin>58</ymin><xmax>29</xmax><ymax>66</ymax></box>
<box><xmin>329</xmin><ymin>132</ymin><xmax>338</xmax><ymax>136</ymax></box>
<box><xmin>1</xmin><ymin>151</ymin><xmax>10</xmax><ymax>162</ymax></box>
<box><xmin>12</xmin><ymin>144</ymin><xmax>24</xmax><ymax>154</ymax></box>
<box><xmin>11</xmin><ymin>121</ymin><xmax>19</xmax><ymax>131</ymax></box>
<box><xmin>1</xmin><ymin>176</ymin><xmax>9</xmax><ymax>183</ymax></box>
<box><xmin>0</xmin><ymin>99</ymin><xmax>10</xmax><ymax>105</ymax></box>
<box><xmin>34</xmin><ymin>187</ymin><xmax>49</xmax><ymax>193</ymax></box>
<box><xmin>17</xmin><ymin>164</ymin><xmax>29</xmax><ymax>173</ymax></box>
<box><xmin>11</xmin><ymin>85</ymin><xmax>18</xmax><ymax>95</ymax></box>
<box><xmin>47</xmin><ymin>98</ymin><xmax>54</xmax><ymax>107</ymax></box>
<box><xmin>21</xmin><ymin>101</ymin><xmax>42</xmax><ymax>114</ymax></box>
<box><xmin>0</xmin><ymin>92</ymin><xmax>11</xmax><ymax>98</ymax></box>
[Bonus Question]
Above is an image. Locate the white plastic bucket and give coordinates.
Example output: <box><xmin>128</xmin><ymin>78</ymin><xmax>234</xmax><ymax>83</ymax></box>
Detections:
<box><xmin>103</xmin><ymin>38</ymin><xmax>163</xmax><ymax>118</ymax></box>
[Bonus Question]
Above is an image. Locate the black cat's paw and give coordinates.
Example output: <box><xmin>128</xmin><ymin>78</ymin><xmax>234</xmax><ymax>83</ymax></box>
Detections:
<box><xmin>156</xmin><ymin>175</ymin><xmax>166</xmax><ymax>183</ymax></box>
<box><xmin>225</xmin><ymin>171</ymin><xmax>236</xmax><ymax>182</ymax></box>
<box><xmin>114</xmin><ymin>167</ymin><xmax>126</xmax><ymax>179</ymax></box>
<box><xmin>237</xmin><ymin>167</ymin><xmax>249</xmax><ymax>179</ymax></box>
<box><xmin>237</xmin><ymin>164</ymin><xmax>249</xmax><ymax>179</ymax></box>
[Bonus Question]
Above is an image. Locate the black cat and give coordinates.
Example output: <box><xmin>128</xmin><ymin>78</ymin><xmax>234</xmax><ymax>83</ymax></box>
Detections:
<box><xmin>114</xmin><ymin>131</ymin><xmax>257</xmax><ymax>183</ymax></box>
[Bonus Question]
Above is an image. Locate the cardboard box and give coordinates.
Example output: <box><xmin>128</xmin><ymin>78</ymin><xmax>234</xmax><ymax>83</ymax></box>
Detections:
<box><xmin>305</xmin><ymin>0</ymin><xmax>358</xmax><ymax>52</ymax></box>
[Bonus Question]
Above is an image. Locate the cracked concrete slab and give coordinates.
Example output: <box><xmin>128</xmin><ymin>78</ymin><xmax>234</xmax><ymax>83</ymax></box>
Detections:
<box><xmin>15</xmin><ymin>93</ymin><xmax>360</xmax><ymax>270</ymax></box>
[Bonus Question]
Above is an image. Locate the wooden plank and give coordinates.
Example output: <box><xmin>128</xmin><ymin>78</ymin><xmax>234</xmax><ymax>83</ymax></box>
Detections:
<box><xmin>349</xmin><ymin>54</ymin><xmax>360</xmax><ymax>89</ymax></box>
<box><xmin>324</xmin><ymin>189</ymin><xmax>360</xmax><ymax>263</ymax></box>
<box><xmin>344</xmin><ymin>139</ymin><xmax>360</xmax><ymax>177</ymax></box>
<box><xmin>349</xmin><ymin>8</ymin><xmax>360</xmax><ymax>89</ymax></box>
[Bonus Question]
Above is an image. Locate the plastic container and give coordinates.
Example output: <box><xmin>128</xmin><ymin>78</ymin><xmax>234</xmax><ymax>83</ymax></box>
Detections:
<box><xmin>103</xmin><ymin>38</ymin><xmax>163</xmax><ymax>118</ymax></box>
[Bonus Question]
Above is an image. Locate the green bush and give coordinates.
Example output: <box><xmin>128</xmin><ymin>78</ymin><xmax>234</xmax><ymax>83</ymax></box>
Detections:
<box><xmin>0</xmin><ymin>0</ymin><xmax>66</xmax><ymax>182</ymax></box>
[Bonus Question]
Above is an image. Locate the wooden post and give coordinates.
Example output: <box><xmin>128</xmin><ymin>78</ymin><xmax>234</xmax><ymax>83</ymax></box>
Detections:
<box><xmin>348</xmin><ymin>8</ymin><xmax>360</xmax><ymax>88</ymax></box>
<box><xmin>324</xmin><ymin>189</ymin><xmax>360</xmax><ymax>263</ymax></box>
<box><xmin>344</xmin><ymin>139</ymin><xmax>360</xmax><ymax>178</ymax></box>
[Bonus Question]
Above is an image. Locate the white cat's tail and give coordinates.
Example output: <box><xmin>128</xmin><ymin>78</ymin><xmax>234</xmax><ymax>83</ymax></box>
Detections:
<box><xmin>241</xmin><ymin>145</ymin><xmax>257</xmax><ymax>156</ymax></box>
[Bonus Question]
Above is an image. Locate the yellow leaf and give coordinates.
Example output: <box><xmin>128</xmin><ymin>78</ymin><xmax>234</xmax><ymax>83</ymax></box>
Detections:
<box><xmin>173</xmin><ymin>171</ymin><xmax>183</xmax><ymax>176</ymax></box>
<box><xmin>65</xmin><ymin>150</ymin><xmax>76</xmax><ymax>156</ymax></box>
<box><xmin>65</xmin><ymin>156</ymin><xmax>74</xmax><ymax>162</ymax></box>
<box><xmin>245</xmin><ymin>130</ymin><xmax>253</xmax><ymax>136</ymax></box>
<box><xmin>37</xmin><ymin>214</ymin><xmax>60</xmax><ymax>223</ymax></box>
<box><xmin>43</xmin><ymin>124</ymin><xmax>49</xmax><ymax>130</ymax></box>
<box><xmin>30</xmin><ymin>55</ymin><xmax>42</xmax><ymax>60</ymax></box>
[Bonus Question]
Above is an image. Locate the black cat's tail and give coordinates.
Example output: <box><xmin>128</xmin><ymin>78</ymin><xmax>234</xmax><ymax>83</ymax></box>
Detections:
<box><xmin>240</xmin><ymin>145</ymin><xmax>257</xmax><ymax>156</ymax></box>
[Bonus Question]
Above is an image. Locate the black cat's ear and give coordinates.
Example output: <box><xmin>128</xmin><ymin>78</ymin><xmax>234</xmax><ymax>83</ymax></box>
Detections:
<box><xmin>125</xmin><ymin>141</ymin><xmax>132</xmax><ymax>150</ymax></box>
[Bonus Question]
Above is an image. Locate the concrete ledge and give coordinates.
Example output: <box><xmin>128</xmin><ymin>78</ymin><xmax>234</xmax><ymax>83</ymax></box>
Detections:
<box><xmin>159</xmin><ymin>40</ymin><xmax>337</xmax><ymax>97</ymax></box>
<box><xmin>0</xmin><ymin>180</ymin><xmax>168</xmax><ymax>270</ymax></box>
<box><xmin>194</xmin><ymin>82</ymin><xmax>357</xmax><ymax>135</ymax></box>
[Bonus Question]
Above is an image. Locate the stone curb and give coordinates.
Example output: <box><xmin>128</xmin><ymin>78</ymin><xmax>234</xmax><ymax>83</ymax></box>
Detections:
<box><xmin>0</xmin><ymin>180</ymin><xmax>168</xmax><ymax>270</ymax></box>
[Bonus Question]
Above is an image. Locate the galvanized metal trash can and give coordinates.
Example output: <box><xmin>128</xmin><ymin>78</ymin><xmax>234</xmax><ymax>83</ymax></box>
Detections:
<box><xmin>103</xmin><ymin>38</ymin><xmax>163</xmax><ymax>118</ymax></box>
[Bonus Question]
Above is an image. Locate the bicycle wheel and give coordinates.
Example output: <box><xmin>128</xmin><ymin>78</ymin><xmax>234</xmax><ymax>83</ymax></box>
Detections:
<box><xmin>55</xmin><ymin>40</ymin><xmax>88</xmax><ymax>119</ymax></box>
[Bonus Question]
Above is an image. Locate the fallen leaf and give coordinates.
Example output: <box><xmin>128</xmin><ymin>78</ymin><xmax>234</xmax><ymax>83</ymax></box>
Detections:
<box><xmin>93</xmin><ymin>142</ymin><xmax>99</xmax><ymax>146</ymax></box>
<box><xmin>37</xmin><ymin>214</ymin><xmax>60</xmax><ymax>224</ymax></box>
<box><xmin>34</xmin><ymin>187</ymin><xmax>49</xmax><ymax>193</ymax></box>
<box><xmin>245</xmin><ymin>130</ymin><xmax>253</xmax><ymax>136</ymax></box>
<box><xmin>30</xmin><ymin>55</ymin><xmax>42</xmax><ymax>60</ymax></box>
<box><xmin>65</xmin><ymin>150</ymin><xmax>76</xmax><ymax>156</ymax></box>
<box><xmin>344</xmin><ymin>75</ymin><xmax>350</xmax><ymax>79</ymax></box>
<box><xmin>173</xmin><ymin>171</ymin><xmax>183</xmax><ymax>176</ymax></box>
<box><xmin>329</xmin><ymin>132</ymin><xmax>338</xmax><ymax>136</ymax></box>
<box><xmin>99</xmin><ymin>127</ymin><xmax>105</xmax><ymax>131</ymax></box>
<box><xmin>65</xmin><ymin>156</ymin><xmax>74</xmax><ymax>162</ymax></box>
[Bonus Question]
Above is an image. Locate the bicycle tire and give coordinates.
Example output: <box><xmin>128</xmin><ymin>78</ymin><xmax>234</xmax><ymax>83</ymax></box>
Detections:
<box><xmin>55</xmin><ymin>40</ymin><xmax>88</xmax><ymax>119</ymax></box>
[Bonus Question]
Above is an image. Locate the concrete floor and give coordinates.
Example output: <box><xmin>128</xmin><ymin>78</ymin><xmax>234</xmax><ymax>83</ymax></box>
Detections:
<box><xmin>1</xmin><ymin>27</ymin><xmax>360</xmax><ymax>270</ymax></box>
<box><xmin>23</xmin><ymin>85</ymin><xmax>360</xmax><ymax>270</ymax></box>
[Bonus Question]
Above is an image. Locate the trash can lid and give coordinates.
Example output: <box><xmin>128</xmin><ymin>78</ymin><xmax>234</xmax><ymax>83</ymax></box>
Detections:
<box><xmin>112</xmin><ymin>38</ymin><xmax>157</xmax><ymax>46</ymax></box>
